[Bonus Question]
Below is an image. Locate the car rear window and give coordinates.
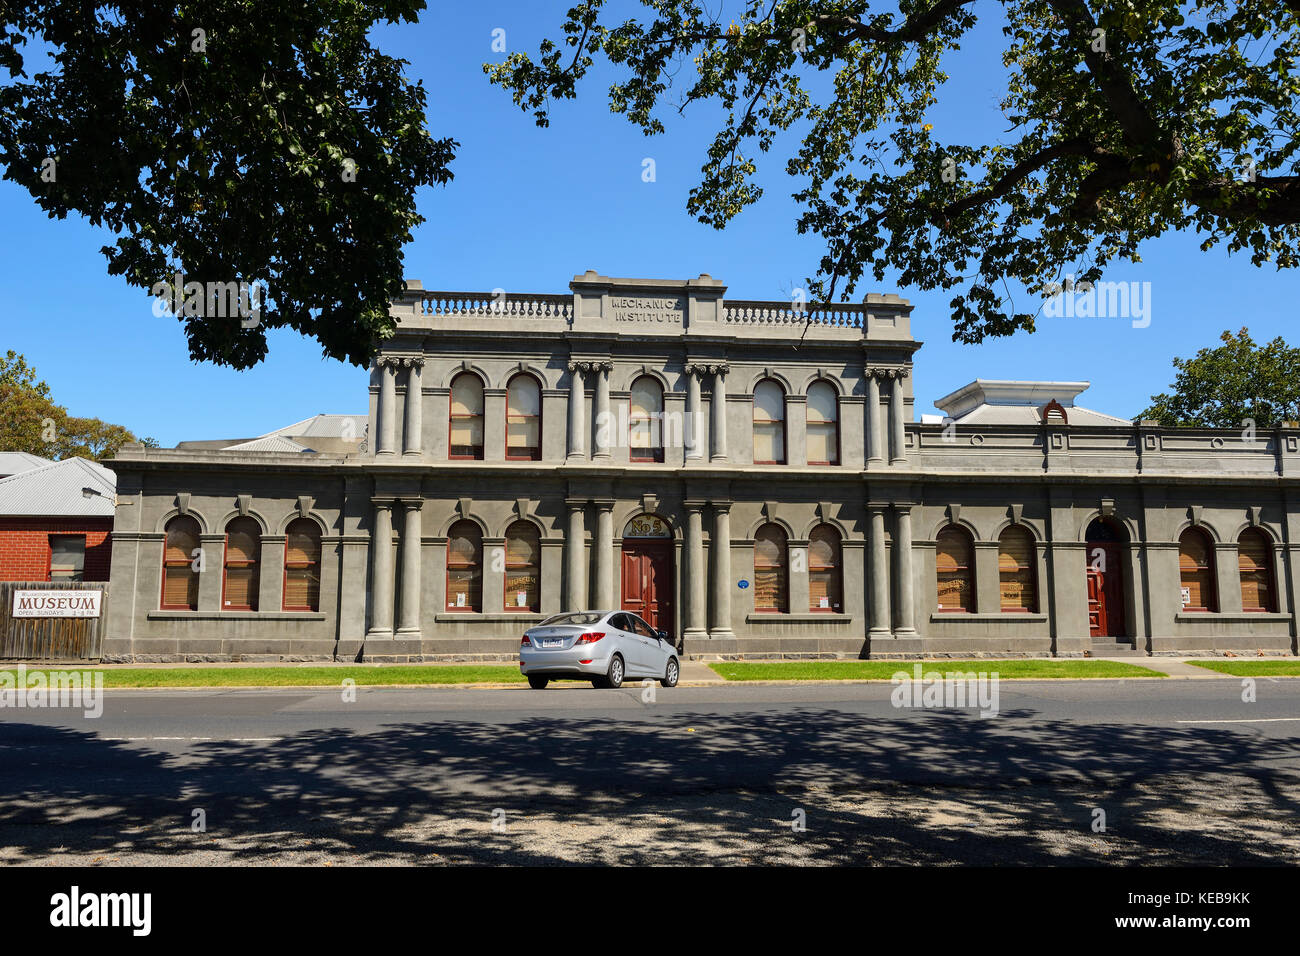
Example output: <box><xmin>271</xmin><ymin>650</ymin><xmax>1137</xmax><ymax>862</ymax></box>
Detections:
<box><xmin>540</xmin><ymin>612</ymin><xmax>604</xmax><ymax>626</ymax></box>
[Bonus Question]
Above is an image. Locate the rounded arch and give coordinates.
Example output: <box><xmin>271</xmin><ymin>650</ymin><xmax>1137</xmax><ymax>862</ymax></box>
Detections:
<box><xmin>990</xmin><ymin>518</ymin><xmax>1045</xmax><ymax>543</ymax></box>
<box><xmin>615</xmin><ymin>507</ymin><xmax>682</xmax><ymax>541</ymax></box>
<box><xmin>499</xmin><ymin>362</ymin><xmax>551</xmax><ymax>390</ymax></box>
<box><xmin>275</xmin><ymin>510</ymin><xmax>329</xmax><ymax>535</ymax></box>
<box><xmin>436</xmin><ymin>511</ymin><xmax>490</xmax><ymax>538</ymax></box>
<box><xmin>928</xmin><ymin>515</ymin><xmax>983</xmax><ymax>542</ymax></box>
<box><xmin>1172</xmin><ymin>519</ymin><xmax>1223</xmax><ymax>544</ymax></box>
<box><xmin>798</xmin><ymin>514</ymin><xmax>851</xmax><ymax>539</ymax></box>
<box><xmin>155</xmin><ymin>508</ymin><xmax>209</xmax><ymax>535</ymax></box>
<box><xmin>615</xmin><ymin>366</ymin><xmax>672</xmax><ymax>393</ymax></box>
<box><xmin>745</xmin><ymin>369</ymin><xmax>795</xmax><ymax>394</ymax></box>
<box><xmin>798</xmin><ymin>370</ymin><xmax>844</xmax><ymax>396</ymax></box>
<box><xmin>441</xmin><ymin>364</ymin><xmax>489</xmax><ymax>390</ymax></box>
<box><xmin>504</xmin><ymin>368</ymin><xmax>544</xmax><ymax>393</ymax></box>
<box><xmin>1228</xmin><ymin>520</ymin><xmax>1280</xmax><ymax>545</ymax></box>
<box><xmin>747</xmin><ymin>514</ymin><xmax>797</xmax><ymax>539</ymax></box>
<box><xmin>1079</xmin><ymin>512</ymin><xmax>1136</xmax><ymax>543</ymax></box>
<box><xmin>492</xmin><ymin>512</ymin><xmax>547</xmax><ymax>538</ymax></box>
<box><xmin>216</xmin><ymin>509</ymin><xmax>270</xmax><ymax>535</ymax></box>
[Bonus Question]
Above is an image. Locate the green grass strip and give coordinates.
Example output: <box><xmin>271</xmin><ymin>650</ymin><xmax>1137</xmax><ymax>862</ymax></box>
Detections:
<box><xmin>708</xmin><ymin>660</ymin><xmax>1166</xmax><ymax>681</ymax></box>
<box><xmin>0</xmin><ymin>665</ymin><xmax>526</xmax><ymax>688</ymax></box>
<box><xmin>1185</xmin><ymin>660</ymin><xmax>1300</xmax><ymax>676</ymax></box>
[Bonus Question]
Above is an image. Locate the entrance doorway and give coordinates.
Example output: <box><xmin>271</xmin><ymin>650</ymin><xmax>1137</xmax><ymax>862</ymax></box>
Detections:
<box><xmin>1085</xmin><ymin>518</ymin><xmax>1127</xmax><ymax>637</ymax></box>
<box><xmin>621</xmin><ymin>514</ymin><xmax>674</xmax><ymax>636</ymax></box>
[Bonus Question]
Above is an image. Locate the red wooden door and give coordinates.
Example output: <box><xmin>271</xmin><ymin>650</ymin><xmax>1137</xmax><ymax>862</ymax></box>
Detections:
<box><xmin>1086</xmin><ymin>543</ymin><xmax>1126</xmax><ymax>637</ymax></box>
<box><xmin>621</xmin><ymin>541</ymin><xmax>674</xmax><ymax>635</ymax></box>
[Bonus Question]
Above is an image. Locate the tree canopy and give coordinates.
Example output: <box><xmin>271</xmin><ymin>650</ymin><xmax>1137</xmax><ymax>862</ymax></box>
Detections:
<box><xmin>0</xmin><ymin>1</ymin><xmax>455</xmax><ymax>368</ymax></box>
<box><xmin>0</xmin><ymin>350</ymin><xmax>156</xmax><ymax>459</ymax></box>
<box><xmin>488</xmin><ymin>0</ymin><xmax>1300</xmax><ymax>342</ymax></box>
<box><xmin>1138</xmin><ymin>328</ymin><xmax>1300</xmax><ymax>427</ymax></box>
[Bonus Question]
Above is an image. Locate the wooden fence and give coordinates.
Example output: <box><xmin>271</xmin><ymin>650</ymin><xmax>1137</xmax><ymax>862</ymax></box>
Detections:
<box><xmin>0</xmin><ymin>581</ymin><xmax>108</xmax><ymax>661</ymax></box>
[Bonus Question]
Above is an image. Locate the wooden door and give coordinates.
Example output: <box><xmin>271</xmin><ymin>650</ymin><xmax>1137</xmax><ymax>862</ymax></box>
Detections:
<box><xmin>1086</xmin><ymin>543</ymin><xmax>1126</xmax><ymax>637</ymax></box>
<box><xmin>621</xmin><ymin>541</ymin><xmax>674</xmax><ymax>636</ymax></box>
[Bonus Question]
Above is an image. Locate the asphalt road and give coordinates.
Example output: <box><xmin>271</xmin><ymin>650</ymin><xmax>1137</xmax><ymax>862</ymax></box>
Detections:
<box><xmin>2</xmin><ymin>678</ymin><xmax>1298</xmax><ymax>865</ymax></box>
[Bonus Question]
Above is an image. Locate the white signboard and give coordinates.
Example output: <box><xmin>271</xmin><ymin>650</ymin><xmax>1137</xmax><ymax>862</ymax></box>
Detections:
<box><xmin>11</xmin><ymin>590</ymin><xmax>103</xmax><ymax>618</ymax></box>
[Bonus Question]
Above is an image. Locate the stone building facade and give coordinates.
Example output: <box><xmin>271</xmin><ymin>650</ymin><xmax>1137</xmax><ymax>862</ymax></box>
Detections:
<box><xmin>102</xmin><ymin>271</ymin><xmax>1300</xmax><ymax>661</ymax></box>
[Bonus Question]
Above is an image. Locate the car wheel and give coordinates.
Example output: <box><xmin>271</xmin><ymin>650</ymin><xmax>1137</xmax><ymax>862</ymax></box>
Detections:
<box><xmin>605</xmin><ymin>654</ymin><xmax>624</xmax><ymax>689</ymax></box>
<box><xmin>661</xmin><ymin>657</ymin><xmax>679</xmax><ymax>688</ymax></box>
<box><xmin>527</xmin><ymin>676</ymin><xmax>549</xmax><ymax>690</ymax></box>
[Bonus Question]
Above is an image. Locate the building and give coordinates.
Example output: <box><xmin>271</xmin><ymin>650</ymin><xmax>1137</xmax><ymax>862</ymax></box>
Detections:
<box><xmin>101</xmin><ymin>271</ymin><xmax>1300</xmax><ymax>662</ymax></box>
<box><xmin>0</xmin><ymin>456</ymin><xmax>116</xmax><ymax>582</ymax></box>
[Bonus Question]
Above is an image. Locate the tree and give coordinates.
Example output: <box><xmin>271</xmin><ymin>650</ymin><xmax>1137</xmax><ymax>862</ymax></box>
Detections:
<box><xmin>487</xmin><ymin>0</ymin><xmax>1300</xmax><ymax>342</ymax></box>
<box><xmin>0</xmin><ymin>1</ymin><xmax>456</xmax><ymax>368</ymax></box>
<box><xmin>1137</xmin><ymin>328</ymin><xmax>1300</xmax><ymax>427</ymax></box>
<box><xmin>0</xmin><ymin>350</ymin><xmax>155</xmax><ymax>459</ymax></box>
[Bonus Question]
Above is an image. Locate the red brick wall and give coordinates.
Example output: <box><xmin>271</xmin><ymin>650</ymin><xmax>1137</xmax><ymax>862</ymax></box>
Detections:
<box><xmin>0</xmin><ymin>518</ymin><xmax>113</xmax><ymax>582</ymax></box>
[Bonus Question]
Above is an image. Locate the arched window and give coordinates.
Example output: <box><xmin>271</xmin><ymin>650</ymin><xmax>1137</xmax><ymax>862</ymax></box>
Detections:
<box><xmin>161</xmin><ymin>515</ymin><xmax>201</xmax><ymax>610</ymax></box>
<box><xmin>1238</xmin><ymin>528</ymin><xmax>1275</xmax><ymax>612</ymax></box>
<box><xmin>1179</xmin><ymin>527</ymin><xmax>1217</xmax><ymax>612</ymax></box>
<box><xmin>504</xmin><ymin>521</ymin><xmax>540</xmax><ymax>611</ymax></box>
<box><xmin>449</xmin><ymin>373</ymin><xmax>485</xmax><ymax>459</ymax></box>
<box><xmin>284</xmin><ymin>518</ymin><xmax>322</xmax><ymax>611</ymax></box>
<box><xmin>808</xmin><ymin>524</ymin><xmax>842</xmax><ymax>612</ymax></box>
<box><xmin>806</xmin><ymin>381</ymin><xmax>840</xmax><ymax>465</ymax></box>
<box><xmin>446</xmin><ymin>520</ymin><xmax>483</xmax><ymax>612</ymax></box>
<box><xmin>998</xmin><ymin>525</ymin><xmax>1037</xmax><ymax>612</ymax></box>
<box><xmin>506</xmin><ymin>374</ymin><xmax>542</xmax><ymax>460</ymax></box>
<box><xmin>222</xmin><ymin>516</ymin><xmax>261</xmax><ymax>611</ymax></box>
<box><xmin>629</xmin><ymin>376</ymin><xmax>664</xmax><ymax>462</ymax></box>
<box><xmin>754</xmin><ymin>523</ymin><xmax>788</xmax><ymax>612</ymax></box>
<box><xmin>936</xmin><ymin>526</ymin><xmax>974</xmax><ymax>612</ymax></box>
<box><xmin>753</xmin><ymin>380</ymin><xmax>786</xmax><ymax>464</ymax></box>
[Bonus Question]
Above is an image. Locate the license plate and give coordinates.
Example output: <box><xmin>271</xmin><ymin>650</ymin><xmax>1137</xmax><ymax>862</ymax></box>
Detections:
<box><xmin>541</xmin><ymin>639</ymin><xmax>564</xmax><ymax>648</ymax></box>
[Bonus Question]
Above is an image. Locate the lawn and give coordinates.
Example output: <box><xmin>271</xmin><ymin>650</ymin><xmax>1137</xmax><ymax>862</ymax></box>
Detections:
<box><xmin>708</xmin><ymin>660</ymin><xmax>1166</xmax><ymax>681</ymax></box>
<box><xmin>0</xmin><ymin>665</ymin><xmax>527</xmax><ymax>688</ymax></box>
<box><xmin>1185</xmin><ymin>660</ymin><xmax>1300</xmax><ymax>677</ymax></box>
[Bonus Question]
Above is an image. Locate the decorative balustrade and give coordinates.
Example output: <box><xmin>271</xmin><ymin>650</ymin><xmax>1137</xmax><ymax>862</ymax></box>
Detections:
<box><xmin>721</xmin><ymin>300</ymin><xmax>866</xmax><ymax>328</ymax></box>
<box><xmin>421</xmin><ymin>292</ymin><xmax>573</xmax><ymax>321</ymax></box>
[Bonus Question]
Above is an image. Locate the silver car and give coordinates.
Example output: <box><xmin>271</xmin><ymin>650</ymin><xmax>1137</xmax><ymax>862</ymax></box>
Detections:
<box><xmin>519</xmin><ymin>610</ymin><xmax>680</xmax><ymax>689</ymax></box>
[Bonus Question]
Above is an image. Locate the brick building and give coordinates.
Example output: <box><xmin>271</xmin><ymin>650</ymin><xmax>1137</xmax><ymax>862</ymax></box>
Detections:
<box><xmin>0</xmin><ymin>456</ymin><xmax>116</xmax><ymax>582</ymax></box>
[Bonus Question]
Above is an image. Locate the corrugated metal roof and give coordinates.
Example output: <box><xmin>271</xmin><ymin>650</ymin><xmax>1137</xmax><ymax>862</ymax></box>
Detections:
<box><xmin>0</xmin><ymin>451</ymin><xmax>51</xmax><ymax>477</ymax></box>
<box><xmin>224</xmin><ymin>435</ymin><xmax>313</xmax><ymax>453</ymax></box>
<box><xmin>0</xmin><ymin>456</ymin><xmax>116</xmax><ymax>516</ymax></box>
<box><xmin>261</xmin><ymin>414</ymin><xmax>365</xmax><ymax>439</ymax></box>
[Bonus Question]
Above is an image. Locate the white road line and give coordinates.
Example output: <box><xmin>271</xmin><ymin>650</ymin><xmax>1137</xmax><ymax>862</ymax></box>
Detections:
<box><xmin>1175</xmin><ymin>718</ymin><xmax>1300</xmax><ymax>724</ymax></box>
<box><xmin>99</xmin><ymin>736</ymin><xmax>280</xmax><ymax>742</ymax></box>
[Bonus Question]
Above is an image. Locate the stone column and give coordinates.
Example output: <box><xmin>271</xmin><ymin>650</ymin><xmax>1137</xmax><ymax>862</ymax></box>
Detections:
<box><xmin>894</xmin><ymin>506</ymin><xmax>916</xmax><ymax>635</ymax></box>
<box><xmin>566</xmin><ymin>362</ymin><xmax>587</xmax><ymax>460</ymax></box>
<box><xmin>565</xmin><ymin>499</ymin><xmax>587</xmax><ymax>609</ymax></box>
<box><xmin>685</xmin><ymin>365</ymin><xmax>704</xmax><ymax>462</ymax></box>
<box><xmin>593</xmin><ymin>362</ymin><xmax>613</xmax><ymax>461</ymax></box>
<box><xmin>710</xmin><ymin>363</ymin><xmax>729</xmax><ymax>463</ymax></box>
<box><xmin>684</xmin><ymin>502</ymin><xmax>708</xmax><ymax>639</ymax></box>
<box><xmin>378</xmin><ymin>360</ymin><xmax>397</xmax><ymax>456</ymax></box>
<box><xmin>710</xmin><ymin>502</ymin><xmax>735</xmax><ymax>638</ymax></box>
<box><xmin>866</xmin><ymin>371</ymin><xmax>884</xmax><ymax>465</ymax></box>
<box><xmin>868</xmin><ymin>506</ymin><xmax>891</xmax><ymax>638</ymax></box>
<box><xmin>594</xmin><ymin>501</ymin><xmax>615</xmax><ymax>608</ymax></box>
<box><xmin>402</xmin><ymin>358</ymin><xmax>423</xmax><ymax>457</ymax></box>
<box><xmin>890</xmin><ymin>370</ymin><xmax>907</xmax><ymax>464</ymax></box>
<box><xmin>368</xmin><ymin>500</ymin><xmax>395</xmax><ymax>635</ymax></box>
<box><xmin>396</xmin><ymin>499</ymin><xmax>422</xmax><ymax>634</ymax></box>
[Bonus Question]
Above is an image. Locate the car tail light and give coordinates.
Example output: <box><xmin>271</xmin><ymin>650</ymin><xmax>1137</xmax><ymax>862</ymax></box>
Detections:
<box><xmin>520</xmin><ymin>634</ymin><xmax>532</xmax><ymax>647</ymax></box>
<box><xmin>575</xmin><ymin>631</ymin><xmax>605</xmax><ymax>645</ymax></box>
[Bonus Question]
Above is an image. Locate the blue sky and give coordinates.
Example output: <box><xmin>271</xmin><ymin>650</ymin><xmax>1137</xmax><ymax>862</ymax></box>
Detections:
<box><xmin>2</xmin><ymin>2</ymin><xmax>1295</xmax><ymax>447</ymax></box>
